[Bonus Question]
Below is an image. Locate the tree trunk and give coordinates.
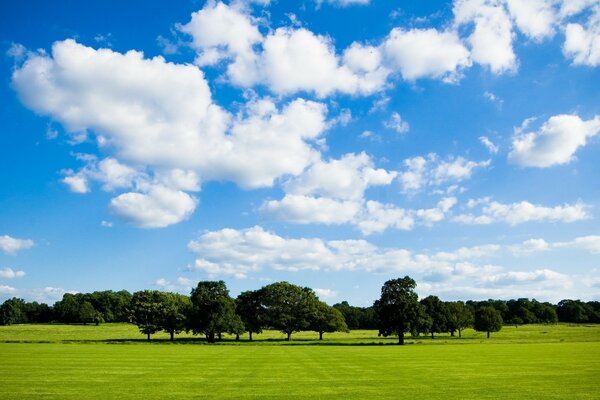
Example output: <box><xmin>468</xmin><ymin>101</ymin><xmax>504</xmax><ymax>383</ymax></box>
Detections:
<box><xmin>487</xmin><ymin>331</ymin><xmax>490</xmax><ymax>339</ymax></box>
<box><xmin>450</xmin><ymin>330</ymin><xmax>455</xmax><ymax>337</ymax></box>
<box><xmin>207</xmin><ymin>332</ymin><xmax>215</xmax><ymax>343</ymax></box>
<box><xmin>319</xmin><ymin>331</ymin><xmax>323</xmax><ymax>340</ymax></box>
<box><xmin>170</xmin><ymin>330</ymin><xmax>174</xmax><ymax>341</ymax></box>
<box><xmin>287</xmin><ymin>332</ymin><xmax>292</xmax><ymax>341</ymax></box>
<box><xmin>218</xmin><ymin>332</ymin><xmax>222</xmax><ymax>341</ymax></box>
<box><xmin>249</xmin><ymin>331</ymin><xmax>253</xmax><ymax>341</ymax></box>
<box><xmin>398</xmin><ymin>331</ymin><xmax>404</xmax><ymax>345</ymax></box>
<box><xmin>431</xmin><ymin>331</ymin><xmax>434</xmax><ymax>339</ymax></box>
<box><xmin>235</xmin><ymin>334</ymin><xmax>240</xmax><ymax>341</ymax></box>
<box><xmin>147</xmin><ymin>332</ymin><xmax>150</xmax><ymax>341</ymax></box>
<box><xmin>458</xmin><ymin>328</ymin><xmax>462</xmax><ymax>338</ymax></box>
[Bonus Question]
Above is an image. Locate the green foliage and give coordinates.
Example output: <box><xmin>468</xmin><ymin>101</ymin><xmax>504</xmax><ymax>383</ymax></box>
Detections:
<box><xmin>161</xmin><ymin>292</ymin><xmax>190</xmax><ymax>341</ymax></box>
<box><xmin>261</xmin><ymin>281</ymin><xmax>320</xmax><ymax>341</ymax></box>
<box><xmin>333</xmin><ymin>301</ymin><xmax>377</xmax><ymax>329</ymax></box>
<box><xmin>445</xmin><ymin>301</ymin><xmax>473</xmax><ymax>337</ymax></box>
<box><xmin>310</xmin><ymin>301</ymin><xmax>348</xmax><ymax>340</ymax></box>
<box><xmin>236</xmin><ymin>290</ymin><xmax>265</xmax><ymax>341</ymax></box>
<box><xmin>420</xmin><ymin>295</ymin><xmax>448</xmax><ymax>339</ymax></box>
<box><xmin>473</xmin><ymin>306</ymin><xmax>503</xmax><ymax>338</ymax></box>
<box><xmin>130</xmin><ymin>290</ymin><xmax>165</xmax><ymax>340</ymax></box>
<box><xmin>188</xmin><ymin>281</ymin><xmax>238</xmax><ymax>343</ymax></box>
<box><xmin>374</xmin><ymin>276</ymin><xmax>420</xmax><ymax>345</ymax></box>
<box><xmin>0</xmin><ymin>298</ymin><xmax>27</xmax><ymax>325</ymax></box>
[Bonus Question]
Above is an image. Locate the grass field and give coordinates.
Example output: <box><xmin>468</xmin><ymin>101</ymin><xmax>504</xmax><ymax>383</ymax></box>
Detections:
<box><xmin>1</xmin><ymin>324</ymin><xmax>599</xmax><ymax>399</ymax></box>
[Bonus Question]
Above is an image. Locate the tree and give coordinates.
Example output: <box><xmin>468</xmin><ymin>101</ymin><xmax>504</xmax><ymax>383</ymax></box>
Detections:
<box><xmin>161</xmin><ymin>293</ymin><xmax>190</xmax><ymax>341</ymax></box>
<box><xmin>261</xmin><ymin>282</ymin><xmax>319</xmax><ymax>341</ymax></box>
<box><xmin>310</xmin><ymin>301</ymin><xmax>348</xmax><ymax>340</ymax></box>
<box><xmin>188</xmin><ymin>281</ymin><xmax>237</xmax><ymax>343</ymax></box>
<box><xmin>130</xmin><ymin>290</ymin><xmax>165</xmax><ymax>341</ymax></box>
<box><xmin>236</xmin><ymin>290</ymin><xmax>265</xmax><ymax>341</ymax></box>
<box><xmin>445</xmin><ymin>301</ymin><xmax>473</xmax><ymax>337</ymax></box>
<box><xmin>374</xmin><ymin>276</ymin><xmax>420</xmax><ymax>345</ymax></box>
<box><xmin>420</xmin><ymin>295</ymin><xmax>448</xmax><ymax>339</ymax></box>
<box><xmin>474</xmin><ymin>306</ymin><xmax>503</xmax><ymax>338</ymax></box>
<box><xmin>0</xmin><ymin>298</ymin><xmax>27</xmax><ymax>325</ymax></box>
<box><xmin>556</xmin><ymin>299</ymin><xmax>589</xmax><ymax>323</ymax></box>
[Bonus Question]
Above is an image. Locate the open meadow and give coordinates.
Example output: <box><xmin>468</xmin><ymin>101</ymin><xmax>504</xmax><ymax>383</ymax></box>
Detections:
<box><xmin>0</xmin><ymin>323</ymin><xmax>599</xmax><ymax>399</ymax></box>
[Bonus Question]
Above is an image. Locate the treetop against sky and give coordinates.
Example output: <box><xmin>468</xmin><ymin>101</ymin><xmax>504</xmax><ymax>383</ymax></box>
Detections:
<box><xmin>0</xmin><ymin>0</ymin><xmax>599</xmax><ymax>306</ymax></box>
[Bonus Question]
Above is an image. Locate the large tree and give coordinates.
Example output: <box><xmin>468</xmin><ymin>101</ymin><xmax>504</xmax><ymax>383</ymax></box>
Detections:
<box><xmin>130</xmin><ymin>290</ymin><xmax>165</xmax><ymax>341</ymax></box>
<box><xmin>445</xmin><ymin>301</ymin><xmax>473</xmax><ymax>337</ymax></box>
<box><xmin>0</xmin><ymin>298</ymin><xmax>27</xmax><ymax>325</ymax></box>
<box><xmin>236</xmin><ymin>290</ymin><xmax>265</xmax><ymax>341</ymax></box>
<box><xmin>261</xmin><ymin>282</ymin><xmax>319</xmax><ymax>341</ymax></box>
<box><xmin>188</xmin><ymin>281</ymin><xmax>237</xmax><ymax>343</ymax></box>
<box><xmin>473</xmin><ymin>306</ymin><xmax>503</xmax><ymax>338</ymax></box>
<box><xmin>161</xmin><ymin>292</ymin><xmax>190</xmax><ymax>341</ymax></box>
<box><xmin>374</xmin><ymin>276</ymin><xmax>421</xmax><ymax>345</ymax></box>
<box><xmin>310</xmin><ymin>301</ymin><xmax>348</xmax><ymax>340</ymax></box>
<box><xmin>420</xmin><ymin>295</ymin><xmax>448</xmax><ymax>339</ymax></box>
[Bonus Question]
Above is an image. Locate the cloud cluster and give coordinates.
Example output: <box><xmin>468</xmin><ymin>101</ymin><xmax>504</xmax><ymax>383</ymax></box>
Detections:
<box><xmin>12</xmin><ymin>40</ymin><xmax>329</xmax><ymax>227</ymax></box>
<box><xmin>0</xmin><ymin>268</ymin><xmax>26</xmax><ymax>279</ymax></box>
<box><xmin>0</xmin><ymin>235</ymin><xmax>34</xmax><ymax>255</ymax></box>
<box><xmin>455</xmin><ymin>198</ymin><xmax>589</xmax><ymax>225</ymax></box>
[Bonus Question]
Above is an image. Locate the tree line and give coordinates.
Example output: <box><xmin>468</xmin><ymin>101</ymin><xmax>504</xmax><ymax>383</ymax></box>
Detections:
<box><xmin>1</xmin><ymin>277</ymin><xmax>599</xmax><ymax>344</ymax></box>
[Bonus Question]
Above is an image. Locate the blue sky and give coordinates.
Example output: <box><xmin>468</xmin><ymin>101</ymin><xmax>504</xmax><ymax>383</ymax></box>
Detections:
<box><xmin>1</xmin><ymin>0</ymin><xmax>599</xmax><ymax>306</ymax></box>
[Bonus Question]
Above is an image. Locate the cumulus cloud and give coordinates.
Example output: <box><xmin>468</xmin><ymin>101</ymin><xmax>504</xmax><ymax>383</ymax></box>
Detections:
<box><xmin>110</xmin><ymin>186</ymin><xmax>198</xmax><ymax>228</ymax></box>
<box><xmin>399</xmin><ymin>154</ymin><xmax>490</xmax><ymax>192</ymax></box>
<box><xmin>563</xmin><ymin>5</ymin><xmax>600</xmax><ymax>66</ymax></box>
<box><xmin>453</xmin><ymin>0</ymin><xmax>517</xmax><ymax>73</ymax></box>
<box><xmin>314</xmin><ymin>288</ymin><xmax>338</xmax><ymax>299</ymax></box>
<box><xmin>0</xmin><ymin>285</ymin><xmax>17</xmax><ymax>294</ymax></box>
<box><xmin>505</xmin><ymin>0</ymin><xmax>557</xmax><ymax>41</ymax></box>
<box><xmin>555</xmin><ymin>235</ymin><xmax>600</xmax><ymax>253</ymax></box>
<box><xmin>0</xmin><ymin>235</ymin><xmax>34</xmax><ymax>255</ymax></box>
<box><xmin>155</xmin><ymin>277</ymin><xmax>195</xmax><ymax>292</ymax></box>
<box><xmin>382</xmin><ymin>28</ymin><xmax>471</xmax><ymax>82</ymax></box>
<box><xmin>455</xmin><ymin>198</ymin><xmax>589</xmax><ymax>225</ymax></box>
<box><xmin>188</xmin><ymin>225</ymin><xmax>503</xmax><ymax>278</ymax></box>
<box><xmin>508</xmin><ymin>114</ymin><xmax>600</xmax><ymax>167</ymax></box>
<box><xmin>262</xmin><ymin>195</ymin><xmax>361</xmax><ymax>225</ymax></box>
<box><xmin>12</xmin><ymin>40</ymin><xmax>331</xmax><ymax>227</ymax></box>
<box><xmin>481</xmin><ymin>268</ymin><xmax>571</xmax><ymax>287</ymax></box>
<box><xmin>316</xmin><ymin>0</ymin><xmax>370</xmax><ymax>7</ymax></box>
<box><xmin>0</xmin><ymin>268</ymin><xmax>26</xmax><ymax>279</ymax></box>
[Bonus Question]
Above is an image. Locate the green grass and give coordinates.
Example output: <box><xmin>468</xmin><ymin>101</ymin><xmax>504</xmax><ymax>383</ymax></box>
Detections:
<box><xmin>0</xmin><ymin>324</ymin><xmax>599</xmax><ymax>399</ymax></box>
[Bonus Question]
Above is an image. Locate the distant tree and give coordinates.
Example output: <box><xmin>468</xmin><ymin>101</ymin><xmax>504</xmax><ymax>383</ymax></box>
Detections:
<box><xmin>236</xmin><ymin>290</ymin><xmax>265</xmax><ymax>341</ymax></box>
<box><xmin>79</xmin><ymin>301</ymin><xmax>102</xmax><ymax>325</ymax></box>
<box><xmin>409</xmin><ymin>303</ymin><xmax>432</xmax><ymax>338</ymax></box>
<box><xmin>54</xmin><ymin>293</ymin><xmax>83</xmax><ymax>323</ymax></box>
<box><xmin>474</xmin><ymin>306</ymin><xmax>503</xmax><ymax>338</ymax></box>
<box><xmin>333</xmin><ymin>302</ymin><xmax>377</xmax><ymax>329</ymax></box>
<box><xmin>130</xmin><ymin>290</ymin><xmax>165</xmax><ymax>341</ymax></box>
<box><xmin>445</xmin><ymin>301</ymin><xmax>473</xmax><ymax>337</ymax></box>
<box><xmin>310</xmin><ymin>301</ymin><xmax>348</xmax><ymax>340</ymax></box>
<box><xmin>161</xmin><ymin>293</ymin><xmax>190</xmax><ymax>341</ymax></box>
<box><xmin>188</xmin><ymin>281</ymin><xmax>237</xmax><ymax>343</ymax></box>
<box><xmin>261</xmin><ymin>282</ymin><xmax>320</xmax><ymax>341</ymax></box>
<box><xmin>420</xmin><ymin>295</ymin><xmax>448</xmax><ymax>339</ymax></box>
<box><xmin>374</xmin><ymin>276</ymin><xmax>420</xmax><ymax>345</ymax></box>
<box><xmin>556</xmin><ymin>299</ymin><xmax>589</xmax><ymax>323</ymax></box>
<box><xmin>0</xmin><ymin>298</ymin><xmax>27</xmax><ymax>325</ymax></box>
<box><xmin>533</xmin><ymin>301</ymin><xmax>558</xmax><ymax>324</ymax></box>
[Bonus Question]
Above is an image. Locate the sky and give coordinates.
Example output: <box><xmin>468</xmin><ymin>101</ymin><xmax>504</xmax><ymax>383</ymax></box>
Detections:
<box><xmin>0</xmin><ymin>0</ymin><xmax>599</xmax><ymax>307</ymax></box>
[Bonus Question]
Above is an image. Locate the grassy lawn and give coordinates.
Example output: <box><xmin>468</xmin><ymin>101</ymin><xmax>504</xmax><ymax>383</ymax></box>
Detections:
<box><xmin>0</xmin><ymin>324</ymin><xmax>599</xmax><ymax>399</ymax></box>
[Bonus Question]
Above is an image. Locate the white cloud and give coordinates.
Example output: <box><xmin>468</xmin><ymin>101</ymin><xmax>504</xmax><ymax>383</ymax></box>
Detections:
<box><xmin>399</xmin><ymin>154</ymin><xmax>490</xmax><ymax>192</ymax></box>
<box><xmin>479</xmin><ymin>136</ymin><xmax>500</xmax><ymax>154</ymax></box>
<box><xmin>384</xmin><ymin>112</ymin><xmax>410</xmax><ymax>134</ymax></box>
<box><xmin>0</xmin><ymin>285</ymin><xmax>17</xmax><ymax>294</ymax></box>
<box><xmin>317</xmin><ymin>0</ymin><xmax>370</xmax><ymax>7</ymax></box>
<box><xmin>262</xmin><ymin>195</ymin><xmax>361</xmax><ymax>225</ymax></box>
<box><xmin>110</xmin><ymin>185</ymin><xmax>198</xmax><ymax>228</ymax></box>
<box><xmin>382</xmin><ymin>28</ymin><xmax>471</xmax><ymax>82</ymax></box>
<box><xmin>482</xmin><ymin>268</ymin><xmax>571</xmax><ymax>287</ymax></box>
<box><xmin>314</xmin><ymin>288</ymin><xmax>338</xmax><ymax>299</ymax></box>
<box><xmin>282</xmin><ymin>152</ymin><xmax>397</xmax><ymax>201</ymax></box>
<box><xmin>453</xmin><ymin>0</ymin><xmax>517</xmax><ymax>73</ymax></box>
<box><xmin>0</xmin><ymin>268</ymin><xmax>26</xmax><ymax>279</ymax></box>
<box><xmin>155</xmin><ymin>276</ymin><xmax>194</xmax><ymax>292</ymax></box>
<box><xmin>505</xmin><ymin>0</ymin><xmax>557</xmax><ymax>41</ymax></box>
<box><xmin>508</xmin><ymin>114</ymin><xmax>600</xmax><ymax>167</ymax></box>
<box><xmin>0</xmin><ymin>235</ymin><xmax>34</xmax><ymax>255</ymax></box>
<box><xmin>559</xmin><ymin>0</ymin><xmax>598</xmax><ymax>18</ymax></box>
<box><xmin>455</xmin><ymin>198</ymin><xmax>590</xmax><ymax>225</ymax></box>
<box><xmin>12</xmin><ymin>40</ymin><xmax>333</xmax><ymax>228</ymax></box>
<box><xmin>555</xmin><ymin>235</ymin><xmax>600</xmax><ymax>253</ymax></box>
<box><xmin>563</xmin><ymin>5</ymin><xmax>600</xmax><ymax>66</ymax></box>
<box><xmin>100</xmin><ymin>220</ymin><xmax>113</xmax><ymax>228</ymax></box>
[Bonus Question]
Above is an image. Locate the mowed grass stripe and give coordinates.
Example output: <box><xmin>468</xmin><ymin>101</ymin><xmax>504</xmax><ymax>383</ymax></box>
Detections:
<box><xmin>1</xmin><ymin>342</ymin><xmax>598</xmax><ymax>399</ymax></box>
